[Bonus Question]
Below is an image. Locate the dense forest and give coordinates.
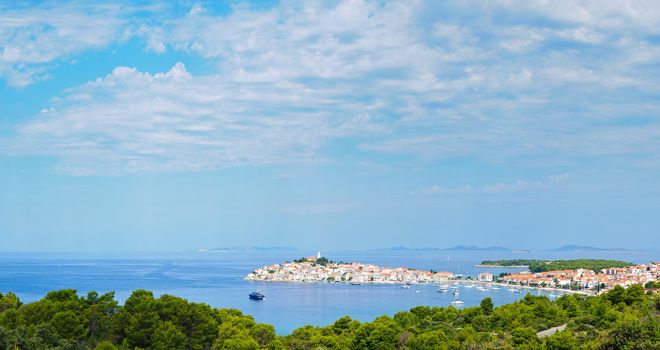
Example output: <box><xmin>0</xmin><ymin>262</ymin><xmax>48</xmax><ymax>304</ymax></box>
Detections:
<box><xmin>0</xmin><ymin>286</ymin><xmax>658</xmax><ymax>349</ymax></box>
<box><xmin>480</xmin><ymin>259</ymin><xmax>632</xmax><ymax>273</ymax></box>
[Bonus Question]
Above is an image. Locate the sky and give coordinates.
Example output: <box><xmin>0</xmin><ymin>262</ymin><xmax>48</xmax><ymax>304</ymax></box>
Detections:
<box><xmin>1</xmin><ymin>0</ymin><xmax>659</xmax><ymax>252</ymax></box>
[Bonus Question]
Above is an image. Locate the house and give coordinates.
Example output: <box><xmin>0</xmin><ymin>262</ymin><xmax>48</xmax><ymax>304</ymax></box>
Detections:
<box><xmin>478</xmin><ymin>272</ymin><xmax>493</xmax><ymax>282</ymax></box>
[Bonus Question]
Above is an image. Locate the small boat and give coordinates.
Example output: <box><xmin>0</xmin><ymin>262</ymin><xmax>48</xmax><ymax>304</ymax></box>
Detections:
<box><xmin>476</xmin><ymin>286</ymin><xmax>487</xmax><ymax>291</ymax></box>
<box><xmin>464</xmin><ymin>284</ymin><xmax>475</xmax><ymax>289</ymax></box>
<box><xmin>453</xmin><ymin>290</ymin><xmax>460</xmax><ymax>296</ymax></box>
<box><xmin>514</xmin><ymin>289</ymin><xmax>523</xmax><ymax>293</ymax></box>
<box><xmin>491</xmin><ymin>286</ymin><xmax>501</xmax><ymax>290</ymax></box>
<box><xmin>249</xmin><ymin>292</ymin><xmax>265</xmax><ymax>300</ymax></box>
<box><xmin>438</xmin><ymin>287</ymin><xmax>448</xmax><ymax>293</ymax></box>
<box><xmin>507</xmin><ymin>288</ymin><xmax>516</xmax><ymax>292</ymax></box>
<box><xmin>451</xmin><ymin>300</ymin><xmax>464</xmax><ymax>307</ymax></box>
<box><xmin>415</xmin><ymin>290</ymin><xmax>421</xmax><ymax>294</ymax></box>
<box><xmin>401</xmin><ymin>284</ymin><xmax>411</xmax><ymax>289</ymax></box>
<box><xmin>350</xmin><ymin>282</ymin><xmax>361</xmax><ymax>285</ymax></box>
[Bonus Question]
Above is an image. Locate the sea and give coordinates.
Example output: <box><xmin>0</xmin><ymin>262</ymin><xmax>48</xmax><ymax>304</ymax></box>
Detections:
<box><xmin>0</xmin><ymin>249</ymin><xmax>657</xmax><ymax>334</ymax></box>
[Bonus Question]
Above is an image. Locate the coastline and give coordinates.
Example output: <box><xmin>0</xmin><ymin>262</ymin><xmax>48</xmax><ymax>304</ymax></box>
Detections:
<box><xmin>245</xmin><ymin>277</ymin><xmax>594</xmax><ymax>296</ymax></box>
<box><xmin>460</xmin><ymin>279</ymin><xmax>594</xmax><ymax>296</ymax></box>
<box><xmin>475</xmin><ymin>264</ymin><xmax>529</xmax><ymax>268</ymax></box>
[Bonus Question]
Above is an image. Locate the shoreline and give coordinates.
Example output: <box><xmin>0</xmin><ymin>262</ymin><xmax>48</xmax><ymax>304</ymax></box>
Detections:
<box><xmin>459</xmin><ymin>279</ymin><xmax>594</xmax><ymax>296</ymax></box>
<box><xmin>245</xmin><ymin>278</ymin><xmax>595</xmax><ymax>296</ymax></box>
<box><xmin>475</xmin><ymin>264</ymin><xmax>529</xmax><ymax>268</ymax></box>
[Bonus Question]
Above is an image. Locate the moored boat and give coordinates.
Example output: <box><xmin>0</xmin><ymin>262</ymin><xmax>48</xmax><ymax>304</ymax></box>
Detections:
<box><xmin>249</xmin><ymin>291</ymin><xmax>265</xmax><ymax>300</ymax></box>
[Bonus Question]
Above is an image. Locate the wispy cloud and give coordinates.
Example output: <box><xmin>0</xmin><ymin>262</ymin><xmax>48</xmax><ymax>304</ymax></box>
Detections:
<box><xmin>422</xmin><ymin>174</ymin><xmax>571</xmax><ymax>195</ymax></box>
<box><xmin>6</xmin><ymin>63</ymin><xmax>378</xmax><ymax>174</ymax></box>
<box><xmin>2</xmin><ymin>1</ymin><xmax>660</xmax><ymax>173</ymax></box>
<box><xmin>0</xmin><ymin>2</ymin><xmax>133</xmax><ymax>87</ymax></box>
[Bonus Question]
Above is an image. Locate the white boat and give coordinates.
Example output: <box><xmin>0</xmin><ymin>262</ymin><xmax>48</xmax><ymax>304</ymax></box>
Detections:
<box><xmin>464</xmin><ymin>284</ymin><xmax>475</xmax><ymax>288</ymax></box>
<box><xmin>514</xmin><ymin>289</ymin><xmax>523</xmax><ymax>293</ymax></box>
<box><xmin>491</xmin><ymin>286</ymin><xmax>501</xmax><ymax>290</ymax></box>
<box><xmin>476</xmin><ymin>286</ymin><xmax>487</xmax><ymax>291</ymax></box>
<box><xmin>453</xmin><ymin>290</ymin><xmax>460</xmax><ymax>296</ymax></box>
<box><xmin>451</xmin><ymin>300</ymin><xmax>464</xmax><ymax>307</ymax></box>
<box><xmin>401</xmin><ymin>284</ymin><xmax>411</xmax><ymax>289</ymax></box>
<box><xmin>438</xmin><ymin>287</ymin><xmax>448</xmax><ymax>293</ymax></box>
<box><xmin>415</xmin><ymin>290</ymin><xmax>421</xmax><ymax>294</ymax></box>
<box><xmin>507</xmin><ymin>288</ymin><xmax>516</xmax><ymax>292</ymax></box>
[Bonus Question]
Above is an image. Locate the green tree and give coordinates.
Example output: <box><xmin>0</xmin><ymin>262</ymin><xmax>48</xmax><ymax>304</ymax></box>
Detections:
<box><xmin>352</xmin><ymin>316</ymin><xmax>401</xmax><ymax>350</ymax></box>
<box><xmin>405</xmin><ymin>330</ymin><xmax>448</xmax><ymax>350</ymax></box>
<box><xmin>119</xmin><ymin>289</ymin><xmax>159</xmax><ymax>349</ymax></box>
<box><xmin>0</xmin><ymin>292</ymin><xmax>20</xmax><ymax>312</ymax></box>
<box><xmin>250</xmin><ymin>323</ymin><xmax>276</xmax><ymax>347</ymax></box>
<box><xmin>152</xmin><ymin>321</ymin><xmax>187</xmax><ymax>350</ymax></box>
<box><xmin>544</xmin><ymin>330</ymin><xmax>578</xmax><ymax>350</ymax></box>
<box><xmin>51</xmin><ymin>310</ymin><xmax>87</xmax><ymax>340</ymax></box>
<box><xmin>511</xmin><ymin>327</ymin><xmax>538</xmax><ymax>348</ymax></box>
<box><xmin>94</xmin><ymin>340</ymin><xmax>118</xmax><ymax>350</ymax></box>
<box><xmin>480</xmin><ymin>297</ymin><xmax>494</xmax><ymax>315</ymax></box>
<box><xmin>599</xmin><ymin>317</ymin><xmax>660</xmax><ymax>350</ymax></box>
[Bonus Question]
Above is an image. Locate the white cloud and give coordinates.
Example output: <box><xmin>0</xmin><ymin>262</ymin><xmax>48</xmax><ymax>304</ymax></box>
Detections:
<box><xmin>3</xmin><ymin>0</ymin><xmax>660</xmax><ymax>173</ymax></box>
<box><xmin>6</xmin><ymin>62</ymin><xmax>378</xmax><ymax>174</ymax></box>
<box><xmin>0</xmin><ymin>3</ymin><xmax>130</xmax><ymax>87</ymax></box>
<box><xmin>422</xmin><ymin>174</ymin><xmax>571</xmax><ymax>195</ymax></box>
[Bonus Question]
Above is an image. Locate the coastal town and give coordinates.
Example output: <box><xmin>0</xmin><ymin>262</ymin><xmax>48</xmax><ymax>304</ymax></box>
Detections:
<box><xmin>497</xmin><ymin>261</ymin><xmax>660</xmax><ymax>294</ymax></box>
<box><xmin>245</xmin><ymin>252</ymin><xmax>455</xmax><ymax>284</ymax></box>
<box><xmin>246</xmin><ymin>252</ymin><xmax>660</xmax><ymax>294</ymax></box>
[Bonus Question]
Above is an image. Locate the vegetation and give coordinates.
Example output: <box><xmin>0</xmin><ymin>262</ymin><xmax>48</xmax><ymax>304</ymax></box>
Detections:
<box><xmin>481</xmin><ymin>259</ymin><xmax>633</xmax><ymax>273</ymax></box>
<box><xmin>645</xmin><ymin>281</ymin><xmax>660</xmax><ymax>289</ymax></box>
<box><xmin>481</xmin><ymin>259</ymin><xmax>540</xmax><ymax>267</ymax></box>
<box><xmin>0</xmin><ymin>286</ymin><xmax>658</xmax><ymax>349</ymax></box>
<box><xmin>292</xmin><ymin>256</ymin><xmax>332</xmax><ymax>266</ymax></box>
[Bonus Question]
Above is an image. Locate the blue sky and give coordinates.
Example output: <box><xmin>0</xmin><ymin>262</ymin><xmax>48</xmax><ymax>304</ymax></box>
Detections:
<box><xmin>1</xmin><ymin>0</ymin><xmax>659</xmax><ymax>252</ymax></box>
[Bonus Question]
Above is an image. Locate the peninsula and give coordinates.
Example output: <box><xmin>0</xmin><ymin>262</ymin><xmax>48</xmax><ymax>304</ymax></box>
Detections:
<box><xmin>479</xmin><ymin>259</ymin><xmax>633</xmax><ymax>272</ymax></box>
<box><xmin>245</xmin><ymin>253</ymin><xmax>454</xmax><ymax>284</ymax></box>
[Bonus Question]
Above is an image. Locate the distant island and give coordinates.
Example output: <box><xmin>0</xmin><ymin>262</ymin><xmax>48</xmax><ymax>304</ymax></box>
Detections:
<box><xmin>480</xmin><ymin>259</ymin><xmax>633</xmax><ymax>273</ymax></box>
<box><xmin>550</xmin><ymin>245</ymin><xmax>638</xmax><ymax>253</ymax></box>
<box><xmin>379</xmin><ymin>245</ymin><xmax>529</xmax><ymax>252</ymax></box>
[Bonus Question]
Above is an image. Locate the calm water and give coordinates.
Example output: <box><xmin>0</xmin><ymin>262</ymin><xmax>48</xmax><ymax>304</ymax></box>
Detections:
<box><xmin>0</xmin><ymin>249</ymin><xmax>657</xmax><ymax>334</ymax></box>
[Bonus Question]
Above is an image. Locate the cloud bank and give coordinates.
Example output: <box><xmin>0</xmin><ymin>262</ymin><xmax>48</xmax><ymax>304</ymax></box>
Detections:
<box><xmin>3</xmin><ymin>0</ymin><xmax>660</xmax><ymax>174</ymax></box>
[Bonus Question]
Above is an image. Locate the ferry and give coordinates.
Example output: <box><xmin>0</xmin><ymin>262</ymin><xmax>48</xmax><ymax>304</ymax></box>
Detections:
<box><xmin>249</xmin><ymin>291</ymin><xmax>265</xmax><ymax>300</ymax></box>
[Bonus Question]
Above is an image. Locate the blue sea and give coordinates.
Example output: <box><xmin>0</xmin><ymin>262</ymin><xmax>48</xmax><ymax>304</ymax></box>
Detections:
<box><xmin>0</xmin><ymin>249</ymin><xmax>657</xmax><ymax>334</ymax></box>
